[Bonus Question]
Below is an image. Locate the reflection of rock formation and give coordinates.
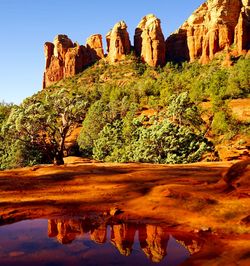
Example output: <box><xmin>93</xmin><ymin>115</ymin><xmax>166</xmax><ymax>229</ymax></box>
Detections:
<box><xmin>110</xmin><ymin>223</ymin><xmax>136</xmax><ymax>256</ymax></box>
<box><xmin>48</xmin><ymin>219</ymin><xmax>82</xmax><ymax>244</ymax></box>
<box><xmin>174</xmin><ymin>235</ymin><xmax>202</xmax><ymax>255</ymax></box>
<box><xmin>139</xmin><ymin>225</ymin><xmax>169</xmax><ymax>263</ymax></box>
<box><xmin>47</xmin><ymin>218</ymin><xmax>201</xmax><ymax>263</ymax></box>
<box><xmin>90</xmin><ymin>224</ymin><xmax>107</xmax><ymax>244</ymax></box>
<box><xmin>48</xmin><ymin>218</ymin><xmax>95</xmax><ymax>244</ymax></box>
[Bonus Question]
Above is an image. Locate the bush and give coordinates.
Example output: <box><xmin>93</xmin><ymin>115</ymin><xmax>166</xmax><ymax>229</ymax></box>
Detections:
<box><xmin>93</xmin><ymin>118</ymin><xmax>212</xmax><ymax>164</ymax></box>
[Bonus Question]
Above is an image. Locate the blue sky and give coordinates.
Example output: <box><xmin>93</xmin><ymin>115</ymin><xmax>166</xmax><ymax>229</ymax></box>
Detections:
<box><xmin>0</xmin><ymin>0</ymin><xmax>204</xmax><ymax>104</ymax></box>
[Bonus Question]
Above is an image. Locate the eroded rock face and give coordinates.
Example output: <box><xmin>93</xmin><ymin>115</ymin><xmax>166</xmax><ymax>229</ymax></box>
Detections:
<box><xmin>106</xmin><ymin>21</ymin><xmax>131</xmax><ymax>63</ymax></box>
<box><xmin>43</xmin><ymin>34</ymin><xmax>104</xmax><ymax>88</ymax></box>
<box><xmin>235</xmin><ymin>0</ymin><xmax>250</xmax><ymax>53</ymax></box>
<box><xmin>86</xmin><ymin>34</ymin><xmax>105</xmax><ymax>60</ymax></box>
<box><xmin>166</xmin><ymin>0</ymin><xmax>249</xmax><ymax>63</ymax></box>
<box><xmin>135</xmin><ymin>14</ymin><xmax>166</xmax><ymax>67</ymax></box>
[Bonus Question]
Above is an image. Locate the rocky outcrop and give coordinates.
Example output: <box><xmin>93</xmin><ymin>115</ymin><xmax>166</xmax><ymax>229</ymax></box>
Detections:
<box><xmin>235</xmin><ymin>0</ymin><xmax>250</xmax><ymax>53</ymax></box>
<box><xmin>134</xmin><ymin>14</ymin><xmax>166</xmax><ymax>67</ymax></box>
<box><xmin>106</xmin><ymin>21</ymin><xmax>131</xmax><ymax>63</ymax></box>
<box><xmin>86</xmin><ymin>34</ymin><xmax>105</xmax><ymax>61</ymax></box>
<box><xmin>43</xmin><ymin>1</ymin><xmax>250</xmax><ymax>86</ymax></box>
<box><xmin>166</xmin><ymin>0</ymin><xmax>249</xmax><ymax>63</ymax></box>
<box><xmin>43</xmin><ymin>34</ymin><xmax>105</xmax><ymax>88</ymax></box>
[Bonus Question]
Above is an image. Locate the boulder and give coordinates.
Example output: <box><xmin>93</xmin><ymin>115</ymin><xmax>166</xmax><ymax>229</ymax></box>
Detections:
<box><xmin>135</xmin><ymin>14</ymin><xmax>166</xmax><ymax>67</ymax></box>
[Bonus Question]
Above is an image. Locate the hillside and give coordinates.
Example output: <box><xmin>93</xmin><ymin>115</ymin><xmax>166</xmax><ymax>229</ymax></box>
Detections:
<box><xmin>0</xmin><ymin>0</ymin><xmax>249</xmax><ymax>169</ymax></box>
<box><xmin>43</xmin><ymin>0</ymin><xmax>250</xmax><ymax>87</ymax></box>
<box><xmin>1</xmin><ymin>53</ymin><xmax>249</xmax><ymax>169</ymax></box>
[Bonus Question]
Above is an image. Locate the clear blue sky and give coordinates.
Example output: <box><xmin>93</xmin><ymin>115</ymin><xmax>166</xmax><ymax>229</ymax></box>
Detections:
<box><xmin>0</xmin><ymin>0</ymin><xmax>204</xmax><ymax>104</ymax></box>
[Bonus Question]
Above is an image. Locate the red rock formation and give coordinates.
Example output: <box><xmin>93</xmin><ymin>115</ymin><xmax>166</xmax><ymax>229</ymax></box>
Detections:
<box><xmin>166</xmin><ymin>0</ymin><xmax>249</xmax><ymax>63</ymax></box>
<box><xmin>235</xmin><ymin>0</ymin><xmax>250</xmax><ymax>53</ymax></box>
<box><xmin>48</xmin><ymin>219</ymin><xmax>58</xmax><ymax>237</ymax></box>
<box><xmin>134</xmin><ymin>14</ymin><xmax>166</xmax><ymax>67</ymax></box>
<box><xmin>43</xmin><ymin>34</ymin><xmax>105</xmax><ymax>88</ymax></box>
<box><xmin>106</xmin><ymin>21</ymin><xmax>131</xmax><ymax>63</ymax></box>
<box><xmin>42</xmin><ymin>1</ymin><xmax>250</xmax><ymax>85</ymax></box>
<box><xmin>64</xmin><ymin>44</ymin><xmax>84</xmax><ymax>78</ymax></box>
<box><xmin>86</xmin><ymin>34</ymin><xmax>105</xmax><ymax>60</ymax></box>
<box><xmin>139</xmin><ymin>225</ymin><xmax>169</xmax><ymax>263</ymax></box>
<box><xmin>53</xmin><ymin>35</ymin><xmax>74</xmax><ymax>62</ymax></box>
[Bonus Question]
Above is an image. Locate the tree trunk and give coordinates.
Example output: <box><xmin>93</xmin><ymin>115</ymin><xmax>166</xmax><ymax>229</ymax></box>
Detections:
<box><xmin>54</xmin><ymin>151</ymin><xmax>64</xmax><ymax>165</ymax></box>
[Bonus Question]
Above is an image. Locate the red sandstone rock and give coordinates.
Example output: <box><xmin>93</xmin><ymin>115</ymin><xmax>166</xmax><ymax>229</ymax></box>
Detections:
<box><xmin>43</xmin><ymin>34</ymin><xmax>105</xmax><ymax>88</ymax></box>
<box><xmin>106</xmin><ymin>21</ymin><xmax>131</xmax><ymax>63</ymax></box>
<box><xmin>53</xmin><ymin>35</ymin><xmax>74</xmax><ymax>61</ymax></box>
<box><xmin>166</xmin><ymin>0</ymin><xmax>249</xmax><ymax>63</ymax></box>
<box><xmin>86</xmin><ymin>34</ymin><xmax>104</xmax><ymax>60</ymax></box>
<box><xmin>235</xmin><ymin>0</ymin><xmax>250</xmax><ymax>53</ymax></box>
<box><xmin>135</xmin><ymin>14</ymin><xmax>166</xmax><ymax>67</ymax></box>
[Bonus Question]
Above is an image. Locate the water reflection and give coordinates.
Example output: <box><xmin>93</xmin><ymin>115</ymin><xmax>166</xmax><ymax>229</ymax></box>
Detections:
<box><xmin>47</xmin><ymin>218</ymin><xmax>202</xmax><ymax>263</ymax></box>
<box><xmin>0</xmin><ymin>217</ymin><xmax>203</xmax><ymax>266</ymax></box>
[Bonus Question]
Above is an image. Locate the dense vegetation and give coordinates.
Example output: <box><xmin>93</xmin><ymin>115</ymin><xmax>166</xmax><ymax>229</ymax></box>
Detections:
<box><xmin>0</xmin><ymin>55</ymin><xmax>249</xmax><ymax>169</ymax></box>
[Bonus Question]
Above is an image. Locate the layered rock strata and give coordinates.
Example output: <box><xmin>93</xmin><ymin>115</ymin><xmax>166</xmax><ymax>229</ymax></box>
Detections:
<box><xmin>134</xmin><ymin>14</ymin><xmax>166</xmax><ymax>67</ymax></box>
<box><xmin>166</xmin><ymin>0</ymin><xmax>250</xmax><ymax>63</ymax></box>
<box><xmin>43</xmin><ymin>1</ymin><xmax>250</xmax><ymax>87</ymax></box>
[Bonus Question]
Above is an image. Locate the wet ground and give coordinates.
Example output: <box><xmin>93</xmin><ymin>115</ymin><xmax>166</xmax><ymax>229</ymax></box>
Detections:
<box><xmin>0</xmin><ymin>160</ymin><xmax>249</xmax><ymax>265</ymax></box>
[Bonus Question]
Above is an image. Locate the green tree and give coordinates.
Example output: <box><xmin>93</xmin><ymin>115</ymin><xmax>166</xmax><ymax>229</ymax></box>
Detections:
<box><xmin>3</xmin><ymin>89</ymin><xmax>88</xmax><ymax>165</ymax></box>
<box><xmin>166</xmin><ymin>92</ymin><xmax>204</xmax><ymax>132</ymax></box>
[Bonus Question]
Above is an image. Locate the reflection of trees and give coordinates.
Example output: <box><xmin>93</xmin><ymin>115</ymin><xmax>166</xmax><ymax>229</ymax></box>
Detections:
<box><xmin>47</xmin><ymin>219</ymin><xmax>201</xmax><ymax>262</ymax></box>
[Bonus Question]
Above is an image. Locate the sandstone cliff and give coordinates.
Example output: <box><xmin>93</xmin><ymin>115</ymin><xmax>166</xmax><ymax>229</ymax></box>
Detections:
<box><xmin>43</xmin><ymin>0</ymin><xmax>250</xmax><ymax>87</ymax></box>
<box><xmin>106</xmin><ymin>21</ymin><xmax>131</xmax><ymax>63</ymax></box>
<box><xmin>166</xmin><ymin>0</ymin><xmax>250</xmax><ymax>63</ymax></box>
<box><xmin>43</xmin><ymin>34</ymin><xmax>104</xmax><ymax>88</ymax></box>
<box><xmin>135</xmin><ymin>14</ymin><xmax>166</xmax><ymax>67</ymax></box>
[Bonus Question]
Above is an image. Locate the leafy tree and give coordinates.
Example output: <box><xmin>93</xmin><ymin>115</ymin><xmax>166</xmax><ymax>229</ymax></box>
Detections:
<box><xmin>166</xmin><ymin>92</ymin><xmax>204</xmax><ymax>132</ymax></box>
<box><xmin>3</xmin><ymin>89</ymin><xmax>88</xmax><ymax>165</ymax></box>
<box><xmin>93</xmin><ymin>118</ymin><xmax>212</xmax><ymax>164</ymax></box>
<box><xmin>77</xmin><ymin>100</ymin><xmax>111</xmax><ymax>155</ymax></box>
